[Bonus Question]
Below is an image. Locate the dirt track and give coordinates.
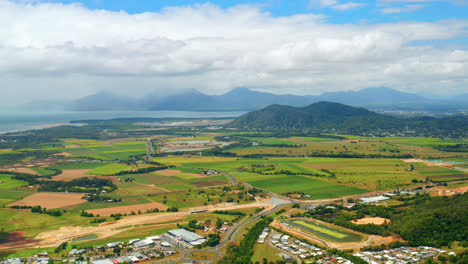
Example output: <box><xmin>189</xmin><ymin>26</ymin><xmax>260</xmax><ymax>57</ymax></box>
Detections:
<box><xmin>1</xmin><ymin>200</ymin><xmax>273</xmax><ymax>250</ymax></box>
<box><xmin>86</xmin><ymin>202</ymin><xmax>168</xmax><ymax>216</ymax></box>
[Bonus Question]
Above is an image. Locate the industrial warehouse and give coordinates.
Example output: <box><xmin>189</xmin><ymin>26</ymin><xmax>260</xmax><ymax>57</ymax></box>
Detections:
<box><xmin>166</xmin><ymin>229</ymin><xmax>207</xmax><ymax>248</ymax></box>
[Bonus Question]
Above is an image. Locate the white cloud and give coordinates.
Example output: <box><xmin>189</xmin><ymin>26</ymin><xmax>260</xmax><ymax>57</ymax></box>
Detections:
<box><xmin>309</xmin><ymin>0</ymin><xmax>338</xmax><ymax>7</ymax></box>
<box><xmin>332</xmin><ymin>2</ymin><xmax>367</xmax><ymax>10</ymax></box>
<box><xmin>310</xmin><ymin>0</ymin><xmax>366</xmax><ymax>10</ymax></box>
<box><xmin>0</xmin><ymin>0</ymin><xmax>467</xmax><ymax>105</ymax></box>
<box><xmin>381</xmin><ymin>4</ymin><xmax>424</xmax><ymax>13</ymax></box>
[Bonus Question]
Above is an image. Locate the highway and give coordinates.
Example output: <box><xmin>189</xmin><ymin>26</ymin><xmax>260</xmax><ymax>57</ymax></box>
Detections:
<box><xmin>152</xmin><ymin>190</ymin><xmax>292</xmax><ymax>264</ymax></box>
<box><xmin>146</xmin><ymin>140</ymin><xmax>153</xmax><ymax>161</ymax></box>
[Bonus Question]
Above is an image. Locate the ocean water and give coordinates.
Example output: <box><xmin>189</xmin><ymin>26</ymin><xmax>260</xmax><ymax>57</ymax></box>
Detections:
<box><xmin>0</xmin><ymin>110</ymin><xmax>245</xmax><ymax>134</ymax></box>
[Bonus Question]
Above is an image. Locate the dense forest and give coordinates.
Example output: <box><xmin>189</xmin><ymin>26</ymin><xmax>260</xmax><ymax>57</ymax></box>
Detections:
<box><xmin>306</xmin><ymin>193</ymin><xmax>467</xmax><ymax>247</ymax></box>
<box><xmin>390</xmin><ymin>193</ymin><xmax>467</xmax><ymax>247</ymax></box>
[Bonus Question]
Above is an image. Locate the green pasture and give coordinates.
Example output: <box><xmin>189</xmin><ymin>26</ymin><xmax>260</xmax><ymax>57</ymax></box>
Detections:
<box><xmin>290</xmin><ymin>136</ymin><xmax>340</xmax><ymax>143</ymax></box>
<box><xmin>0</xmin><ymin>190</ymin><xmax>34</xmax><ymax>207</ymax></box>
<box><xmin>88</xmin><ymin>163</ymin><xmax>133</xmax><ymax>176</ymax></box>
<box><xmin>240</xmin><ymin>137</ymin><xmax>301</xmax><ymax>145</ymax></box>
<box><xmin>31</xmin><ymin>168</ymin><xmax>58</xmax><ymax>177</ymax></box>
<box><xmin>49</xmin><ymin>162</ymin><xmax>106</xmax><ymax>170</ymax></box>
<box><xmin>373</xmin><ymin>137</ymin><xmax>466</xmax><ymax>147</ymax></box>
<box><xmin>171</xmin><ymin>156</ymin><xmax>426</xmax><ymax>191</ymax></box>
<box><xmin>117</xmin><ymin>172</ymin><xmax>229</xmax><ymax>192</ymax></box>
<box><xmin>147</xmin><ymin>189</ymin><xmax>252</xmax><ymax>209</ymax></box>
<box><xmin>64</xmin><ymin>141</ymin><xmax>147</xmax><ymax>160</ymax></box>
<box><xmin>0</xmin><ymin>174</ymin><xmax>28</xmax><ymax>190</ymax></box>
<box><xmin>286</xmin><ymin>219</ymin><xmax>362</xmax><ymax>243</ymax></box>
<box><xmin>234</xmin><ymin>172</ymin><xmax>367</xmax><ymax>199</ymax></box>
<box><xmin>70</xmin><ymin>194</ymin><xmax>154</xmax><ymax>211</ymax></box>
<box><xmin>0</xmin><ymin>209</ymin><xmax>90</xmax><ymax>237</ymax></box>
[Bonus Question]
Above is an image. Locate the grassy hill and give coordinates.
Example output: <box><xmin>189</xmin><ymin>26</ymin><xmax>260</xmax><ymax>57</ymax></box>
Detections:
<box><xmin>228</xmin><ymin>102</ymin><xmax>468</xmax><ymax>138</ymax></box>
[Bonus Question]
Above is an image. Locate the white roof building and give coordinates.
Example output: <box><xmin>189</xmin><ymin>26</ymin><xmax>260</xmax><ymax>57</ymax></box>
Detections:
<box><xmin>167</xmin><ymin>229</ymin><xmax>206</xmax><ymax>246</ymax></box>
<box><xmin>360</xmin><ymin>195</ymin><xmax>390</xmax><ymax>203</ymax></box>
<box><xmin>134</xmin><ymin>239</ymin><xmax>155</xmax><ymax>248</ymax></box>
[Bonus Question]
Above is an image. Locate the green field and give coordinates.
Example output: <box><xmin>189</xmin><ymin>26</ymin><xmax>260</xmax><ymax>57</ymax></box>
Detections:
<box><xmin>286</xmin><ymin>219</ymin><xmax>362</xmax><ymax>243</ymax></box>
<box><xmin>234</xmin><ymin>172</ymin><xmax>367</xmax><ymax>199</ymax></box>
<box><xmin>0</xmin><ymin>209</ymin><xmax>91</xmax><ymax>237</ymax></box>
<box><xmin>49</xmin><ymin>162</ymin><xmax>107</xmax><ymax>170</ymax></box>
<box><xmin>0</xmin><ymin>190</ymin><xmax>34</xmax><ymax>207</ymax></box>
<box><xmin>31</xmin><ymin>168</ymin><xmax>58</xmax><ymax>177</ymax></box>
<box><xmin>88</xmin><ymin>163</ymin><xmax>133</xmax><ymax>176</ymax></box>
<box><xmin>64</xmin><ymin>141</ymin><xmax>147</xmax><ymax>160</ymax></box>
<box><xmin>163</xmin><ymin>156</ymin><xmax>428</xmax><ymax>192</ymax></box>
<box><xmin>0</xmin><ymin>174</ymin><xmax>28</xmax><ymax>190</ymax></box>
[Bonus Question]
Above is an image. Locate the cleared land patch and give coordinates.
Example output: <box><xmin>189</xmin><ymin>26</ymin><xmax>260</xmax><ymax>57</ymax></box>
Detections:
<box><xmin>8</xmin><ymin>192</ymin><xmax>86</xmax><ymax>209</ymax></box>
<box><xmin>191</xmin><ymin>180</ymin><xmax>227</xmax><ymax>188</ymax></box>
<box><xmin>52</xmin><ymin>169</ymin><xmax>91</xmax><ymax>181</ymax></box>
<box><xmin>351</xmin><ymin>217</ymin><xmax>390</xmax><ymax>225</ymax></box>
<box><xmin>157</xmin><ymin>169</ymin><xmax>181</xmax><ymax>176</ymax></box>
<box><xmin>86</xmin><ymin>202</ymin><xmax>168</xmax><ymax>216</ymax></box>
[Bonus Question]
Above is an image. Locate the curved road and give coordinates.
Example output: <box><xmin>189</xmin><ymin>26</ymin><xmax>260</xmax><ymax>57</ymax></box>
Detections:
<box><xmin>153</xmin><ymin>191</ymin><xmax>292</xmax><ymax>264</ymax></box>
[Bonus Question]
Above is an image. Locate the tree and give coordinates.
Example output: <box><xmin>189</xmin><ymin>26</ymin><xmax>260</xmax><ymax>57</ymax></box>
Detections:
<box><xmin>216</xmin><ymin>218</ymin><xmax>223</xmax><ymax>229</ymax></box>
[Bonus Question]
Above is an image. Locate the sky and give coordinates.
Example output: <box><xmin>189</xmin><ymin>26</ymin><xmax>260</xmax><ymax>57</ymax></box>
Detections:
<box><xmin>0</xmin><ymin>0</ymin><xmax>467</xmax><ymax>106</ymax></box>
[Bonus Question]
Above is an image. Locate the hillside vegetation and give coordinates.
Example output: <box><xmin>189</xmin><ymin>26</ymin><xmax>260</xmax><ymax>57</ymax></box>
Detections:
<box><xmin>228</xmin><ymin>102</ymin><xmax>468</xmax><ymax>138</ymax></box>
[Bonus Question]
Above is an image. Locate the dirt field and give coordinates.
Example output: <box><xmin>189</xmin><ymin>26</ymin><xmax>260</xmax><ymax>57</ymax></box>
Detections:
<box><xmin>157</xmin><ymin>169</ymin><xmax>181</xmax><ymax>176</ymax></box>
<box><xmin>0</xmin><ymin>200</ymin><xmax>274</xmax><ymax>250</ymax></box>
<box><xmin>184</xmin><ymin>173</ymin><xmax>205</xmax><ymax>178</ymax></box>
<box><xmin>352</xmin><ymin>217</ymin><xmax>390</xmax><ymax>225</ymax></box>
<box><xmin>6</xmin><ymin>168</ymin><xmax>39</xmax><ymax>175</ymax></box>
<box><xmin>86</xmin><ymin>202</ymin><xmax>168</xmax><ymax>216</ymax></box>
<box><xmin>52</xmin><ymin>169</ymin><xmax>91</xmax><ymax>181</ymax></box>
<box><xmin>192</xmin><ymin>180</ymin><xmax>227</xmax><ymax>188</ymax></box>
<box><xmin>8</xmin><ymin>192</ymin><xmax>86</xmax><ymax>209</ymax></box>
<box><xmin>402</xmin><ymin>158</ymin><xmax>453</xmax><ymax>168</ymax></box>
<box><xmin>430</xmin><ymin>186</ymin><xmax>468</xmax><ymax>196</ymax></box>
<box><xmin>65</xmin><ymin>144</ymin><xmax>80</xmax><ymax>149</ymax></box>
<box><xmin>52</xmin><ymin>152</ymin><xmax>72</xmax><ymax>156</ymax></box>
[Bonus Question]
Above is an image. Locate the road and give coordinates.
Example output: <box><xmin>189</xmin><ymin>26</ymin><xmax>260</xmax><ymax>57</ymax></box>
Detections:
<box><xmin>152</xmin><ymin>191</ymin><xmax>292</xmax><ymax>264</ymax></box>
<box><xmin>146</xmin><ymin>140</ymin><xmax>153</xmax><ymax>161</ymax></box>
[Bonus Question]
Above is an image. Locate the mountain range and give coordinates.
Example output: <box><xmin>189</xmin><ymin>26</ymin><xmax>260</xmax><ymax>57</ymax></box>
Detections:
<box><xmin>228</xmin><ymin>101</ymin><xmax>468</xmax><ymax>138</ymax></box>
<box><xmin>26</xmin><ymin>87</ymin><xmax>468</xmax><ymax>114</ymax></box>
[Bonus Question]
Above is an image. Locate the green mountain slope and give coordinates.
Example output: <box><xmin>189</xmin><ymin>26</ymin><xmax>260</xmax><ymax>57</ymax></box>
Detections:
<box><xmin>228</xmin><ymin>102</ymin><xmax>468</xmax><ymax>138</ymax></box>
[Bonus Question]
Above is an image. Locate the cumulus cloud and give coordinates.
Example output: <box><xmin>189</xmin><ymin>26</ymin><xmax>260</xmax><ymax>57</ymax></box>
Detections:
<box><xmin>331</xmin><ymin>2</ymin><xmax>367</xmax><ymax>10</ymax></box>
<box><xmin>0</xmin><ymin>0</ymin><xmax>467</xmax><ymax>105</ymax></box>
<box><xmin>310</xmin><ymin>0</ymin><xmax>366</xmax><ymax>10</ymax></box>
<box><xmin>381</xmin><ymin>4</ymin><xmax>424</xmax><ymax>13</ymax></box>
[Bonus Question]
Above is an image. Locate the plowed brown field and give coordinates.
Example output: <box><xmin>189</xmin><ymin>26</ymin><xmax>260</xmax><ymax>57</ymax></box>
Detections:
<box><xmin>52</xmin><ymin>169</ymin><xmax>91</xmax><ymax>181</ymax></box>
<box><xmin>8</xmin><ymin>192</ymin><xmax>86</xmax><ymax>209</ymax></box>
